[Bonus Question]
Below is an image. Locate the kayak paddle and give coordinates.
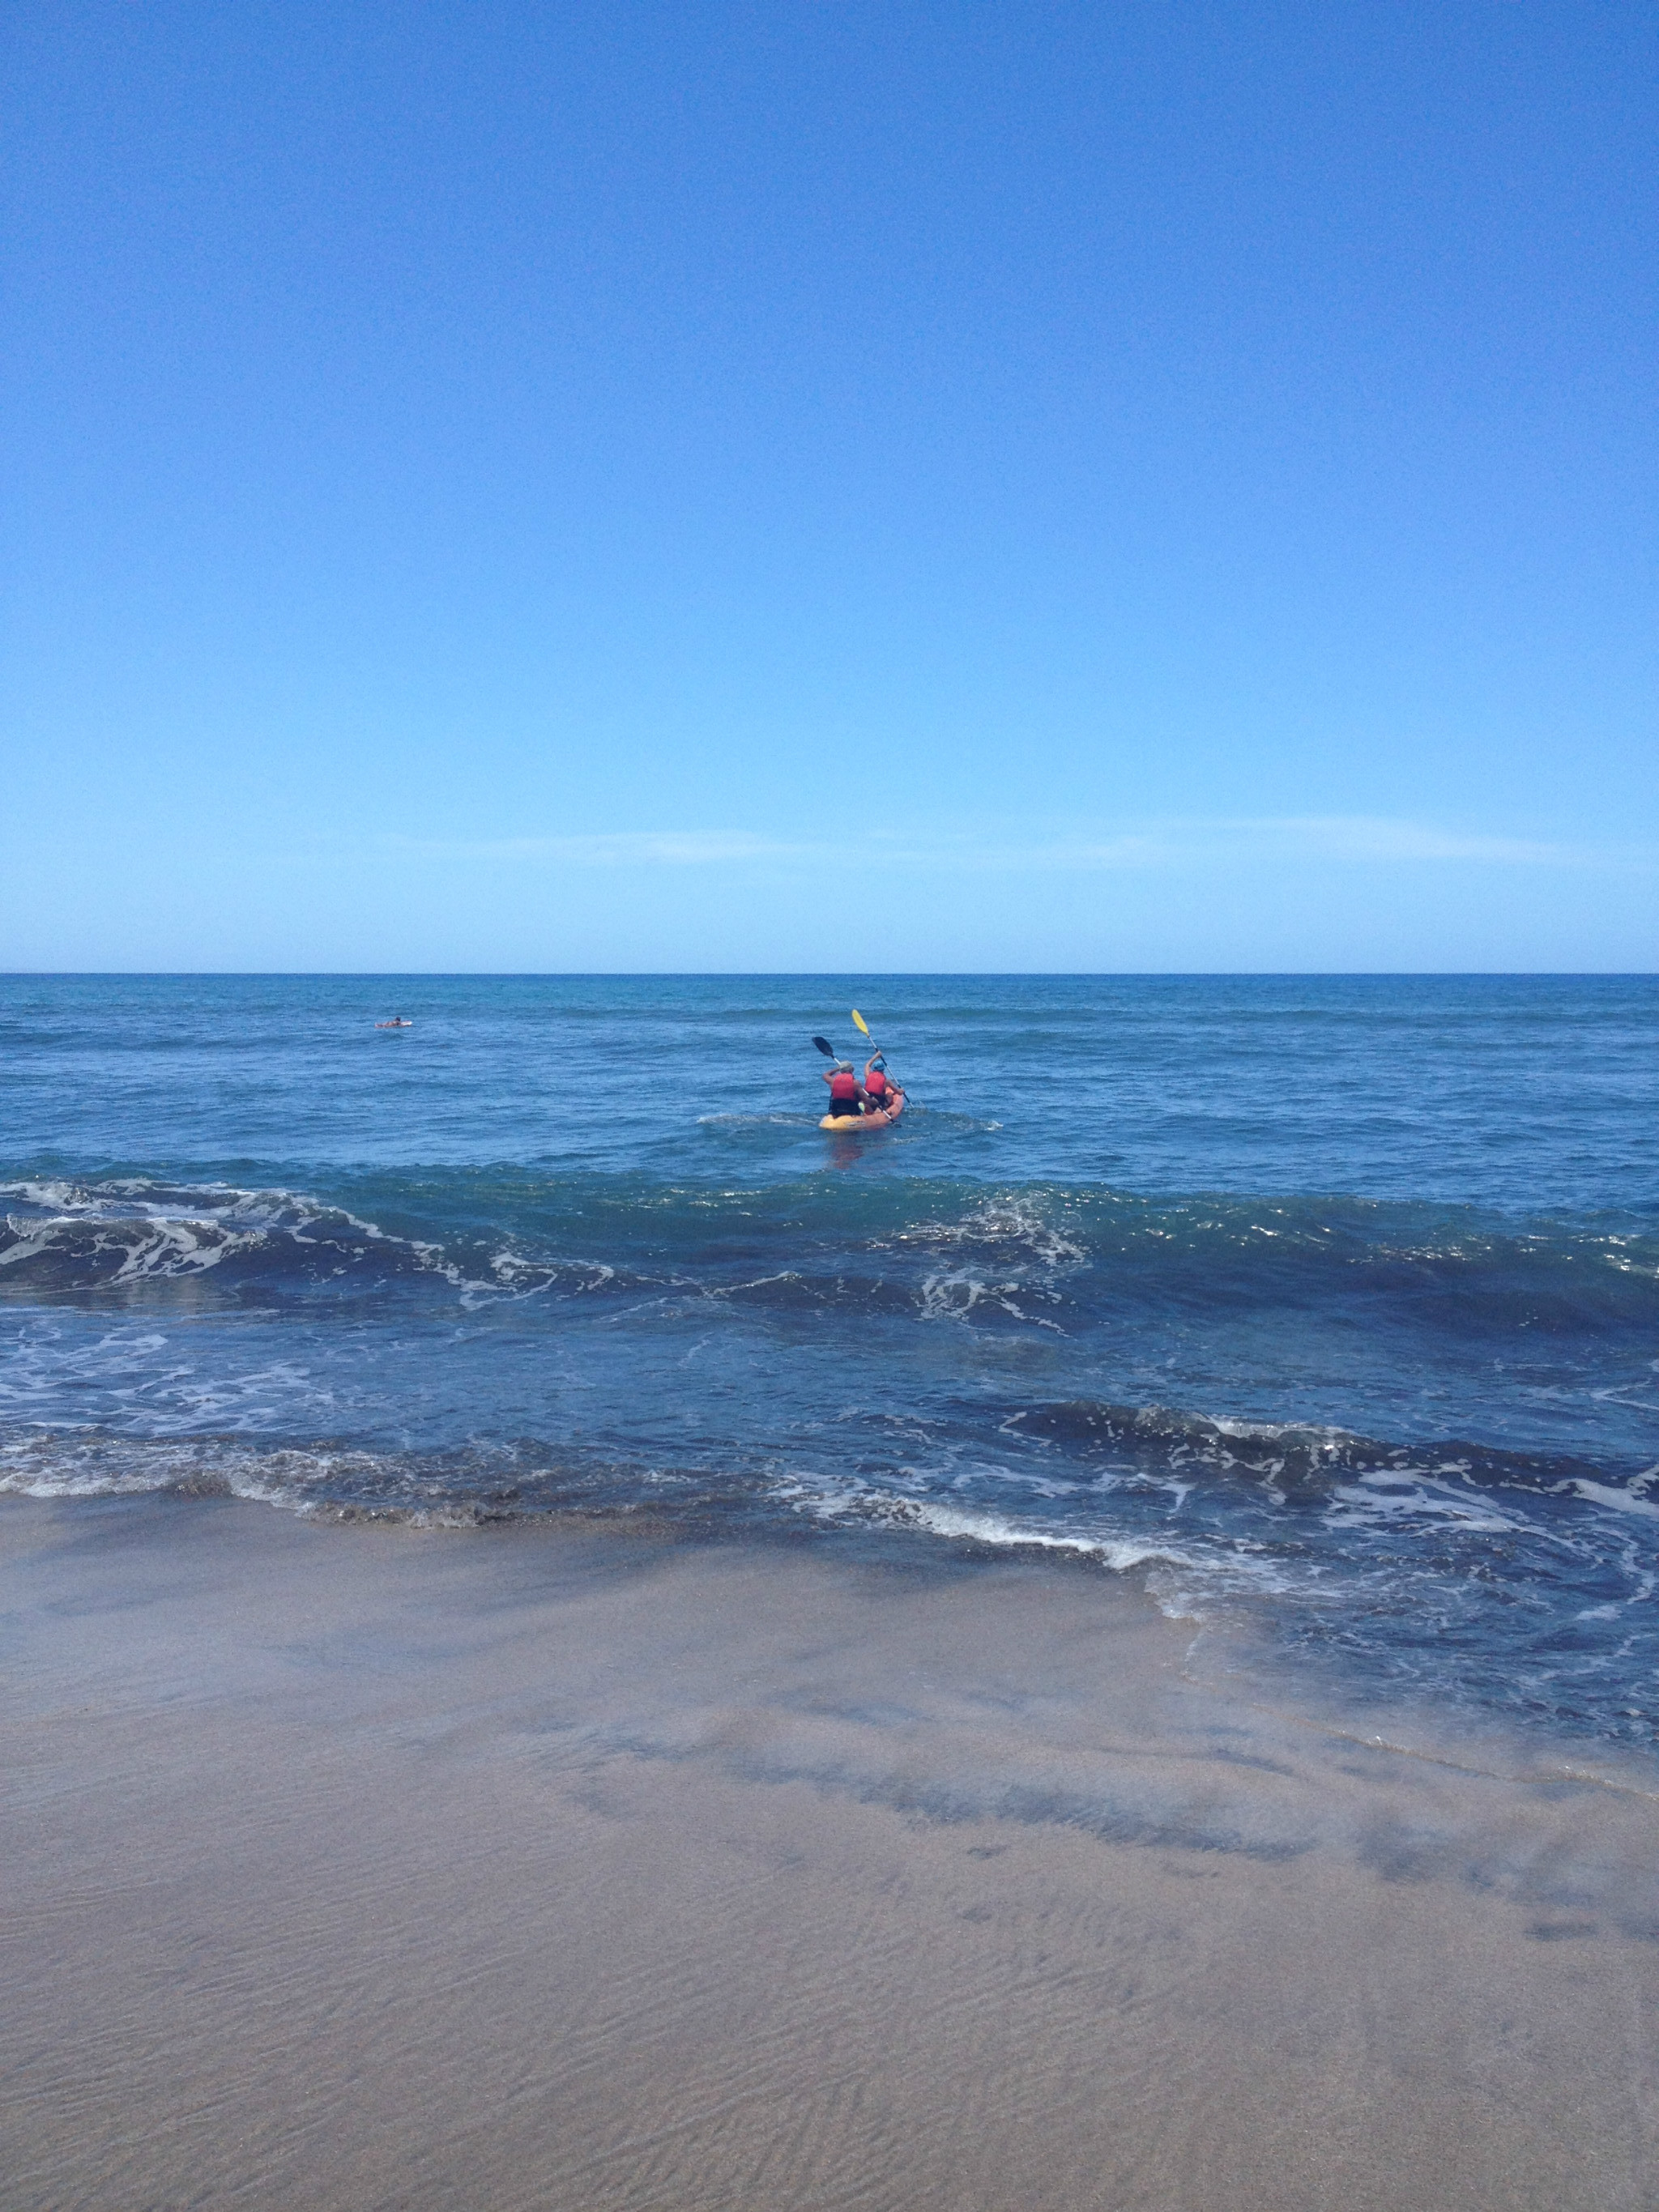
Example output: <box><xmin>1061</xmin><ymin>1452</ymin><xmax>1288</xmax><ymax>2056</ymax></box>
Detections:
<box><xmin>851</xmin><ymin>1008</ymin><xmax>899</xmax><ymax>1091</ymax></box>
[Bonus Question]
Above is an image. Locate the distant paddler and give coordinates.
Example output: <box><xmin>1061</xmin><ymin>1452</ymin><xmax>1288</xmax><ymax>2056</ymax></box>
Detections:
<box><xmin>375</xmin><ymin>1016</ymin><xmax>414</xmax><ymax>1029</ymax></box>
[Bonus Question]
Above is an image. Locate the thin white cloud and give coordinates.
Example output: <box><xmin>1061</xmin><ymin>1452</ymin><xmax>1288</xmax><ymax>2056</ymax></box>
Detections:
<box><xmin>373</xmin><ymin>816</ymin><xmax>1630</xmax><ymax>872</ymax></box>
<box><xmin>1244</xmin><ymin>816</ymin><xmax>1580</xmax><ymax>865</ymax></box>
<box><xmin>383</xmin><ymin>830</ymin><xmax>806</xmax><ymax>866</ymax></box>
<box><xmin>1048</xmin><ymin>817</ymin><xmax>1590</xmax><ymax>868</ymax></box>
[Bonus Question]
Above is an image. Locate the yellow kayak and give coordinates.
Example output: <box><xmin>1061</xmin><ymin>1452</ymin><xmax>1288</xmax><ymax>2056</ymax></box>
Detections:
<box><xmin>819</xmin><ymin>1089</ymin><xmax>906</xmax><ymax>1132</ymax></box>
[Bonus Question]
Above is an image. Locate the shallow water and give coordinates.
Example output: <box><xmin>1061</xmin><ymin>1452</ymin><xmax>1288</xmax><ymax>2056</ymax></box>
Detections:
<box><xmin>2</xmin><ymin>973</ymin><xmax>1657</xmax><ymax>1748</ymax></box>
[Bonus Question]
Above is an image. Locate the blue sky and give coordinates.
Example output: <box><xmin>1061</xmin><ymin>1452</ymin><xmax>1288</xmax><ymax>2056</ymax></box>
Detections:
<box><xmin>4</xmin><ymin>1</ymin><xmax>1654</xmax><ymax>970</ymax></box>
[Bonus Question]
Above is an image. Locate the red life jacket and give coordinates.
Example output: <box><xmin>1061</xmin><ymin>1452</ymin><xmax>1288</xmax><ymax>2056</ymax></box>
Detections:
<box><xmin>829</xmin><ymin>1071</ymin><xmax>859</xmax><ymax>1099</ymax></box>
<box><xmin>865</xmin><ymin>1069</ymin><xmax>889</xmax><ymax>1098</ymax></box>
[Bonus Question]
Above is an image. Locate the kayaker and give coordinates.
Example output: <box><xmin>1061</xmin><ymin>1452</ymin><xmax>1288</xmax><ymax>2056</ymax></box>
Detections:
<box><xmin>821</xmin><ymin>1060</ymin><xmax>864</xmax><ymax>1117</ymax></box>
<box><xmin>863</xmin><ymin>1055</ymin><xmax>893</xmax><ymax>1110</ymax></box>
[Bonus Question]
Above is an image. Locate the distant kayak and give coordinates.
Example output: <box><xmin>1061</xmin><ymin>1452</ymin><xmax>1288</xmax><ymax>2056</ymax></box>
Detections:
<box><xmin>375</xmin><ymin>1020</ymin><xmax>414</xmax><ymax>1029</ymax></box>
<box><xmin>820</xmin><ymin>1089</ymin><xmax>905</xmax><ymax>1132</ymax></box>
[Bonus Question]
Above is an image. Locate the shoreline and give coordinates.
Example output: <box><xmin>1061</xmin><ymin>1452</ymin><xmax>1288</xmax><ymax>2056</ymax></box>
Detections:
<box><xmin>5</xmin><ymin>1493</ymin><xmax>1658</xmax><ymax>2209</ymax></box>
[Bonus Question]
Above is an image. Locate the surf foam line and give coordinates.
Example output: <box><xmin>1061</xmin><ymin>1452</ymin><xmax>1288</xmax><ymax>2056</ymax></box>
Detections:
<box><xmin>0</xmin><ymin>1434</ymin><xmax>735</xmax><ymax>1528</ymax></box>
<box><xmin>775</xmin><ymin>1476</ymin><xmax>1191</xmax><ymax>1570</ymax></box>
<box><xmin>763</xmin><ymin>1471</ymin><xmax>1302</xmax><ymax>1622</ymax></box>
<box><xmin>0</xmin><ymin>1178</ymin><xmax>620</xmax><ymax>1307</ymax></box>
<box><xmin>6</xmin><ymin>1388</ymin><xmax>1656</xmax><ymax>1549</ymax></box>
<box><xmin>0</xmin><ymin>1433</ymin><xmax>1294</xmax><ymax>1617</ymax></box>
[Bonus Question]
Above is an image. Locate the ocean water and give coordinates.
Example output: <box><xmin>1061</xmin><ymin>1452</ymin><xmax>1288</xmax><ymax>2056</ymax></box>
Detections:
<box><xmin>3</xmin><ymin>973</ymin><xmax>1657</xmax><ymax>1750</ymax></box>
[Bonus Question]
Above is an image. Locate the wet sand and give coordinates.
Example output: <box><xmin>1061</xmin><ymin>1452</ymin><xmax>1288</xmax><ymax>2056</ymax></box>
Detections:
<box><xmin>4</xmin><ymin>1495</ymin><xmax>1657</xmax><ymax>2210</ymax></box>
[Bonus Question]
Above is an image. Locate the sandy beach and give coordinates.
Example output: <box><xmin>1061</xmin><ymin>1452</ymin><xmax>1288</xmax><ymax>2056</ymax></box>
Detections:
<box><xmin>4</xmin><ymin>1494</ymin><xmax>1657</xmax><ymax>2211</ymax></box>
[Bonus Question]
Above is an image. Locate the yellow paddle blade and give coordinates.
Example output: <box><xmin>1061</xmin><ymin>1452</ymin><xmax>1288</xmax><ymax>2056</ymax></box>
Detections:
<box><xmin>851</xmin><ymin>1009</ymin><xmax>871</xmax><ymax>1037</ymax></box>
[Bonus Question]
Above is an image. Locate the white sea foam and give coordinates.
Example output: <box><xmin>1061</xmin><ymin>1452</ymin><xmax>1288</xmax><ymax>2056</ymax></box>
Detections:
<box><xmin>0</xmin><ymin>1175</ymin><xmax>607</xmax><ymax>1310</ymax></box>
<box><xmin>770</xmin><ymin>1468</ymin><xmax>1283</xmax><ymax>1594</ymax></box>
<box><xmin>0</xmin><ymin>1437</ymin><xmax>497</xmax><ymax>1525</ymax></box>
<box><xmin>693</xmin><ymin>1113</ymin><xmax>808</xmax><ymax>1126</ymax></box>
<box><xmin>1324</xmin><ymin>1474</ymin><xmax>1529</xmax><ymax>1537</ymax></box>
<box><xmin>0</xmin><ymin>1213</ymin><xmax>262</xmax><ymax>1280</ymax></box>
<box><xmin>784</xmin><ymin>1471</ymin><xmax>1326</xmax><ymax>1633</ymax></box>
<box><xmin>1572</xmin><ymin>1478</ymin><xmax>1659</xmax><ymax>1520</ymax></box>
<box><xmin>891</xmin><ymin>1497</ymin><xmax>1188</xmax><ymax>1571</ymax></box>
<box><xmin>883</xmin><ymin>1194</ymin><xmax>1087</xmax><ymax>1269</ymax></box>
<box><xmin>916</xmin><ymin>1268</ymin><xmax>1064</xmax><ymax>1330</ymax></box>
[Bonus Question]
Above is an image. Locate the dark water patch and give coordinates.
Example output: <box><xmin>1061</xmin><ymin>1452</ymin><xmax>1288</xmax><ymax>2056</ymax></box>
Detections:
<box><xmin>1008</xmin><ymin>1397</ymin><xmax>1657</xmax><ymax>1506</ymax></box>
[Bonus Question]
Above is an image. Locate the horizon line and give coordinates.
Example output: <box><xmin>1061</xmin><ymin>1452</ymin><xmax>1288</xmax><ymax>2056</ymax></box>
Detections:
<box><xmin>4</xmin><ymin>970</ymin><xmax>1657</xmax><ymax>983</ymax></box>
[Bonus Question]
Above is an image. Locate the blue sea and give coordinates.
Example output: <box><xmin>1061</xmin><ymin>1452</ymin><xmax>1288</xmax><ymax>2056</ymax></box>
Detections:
<box><xmin>3</xmin><ymin>974</ymin><xmax>1657</xmax><ymax>1750</ymax></box>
